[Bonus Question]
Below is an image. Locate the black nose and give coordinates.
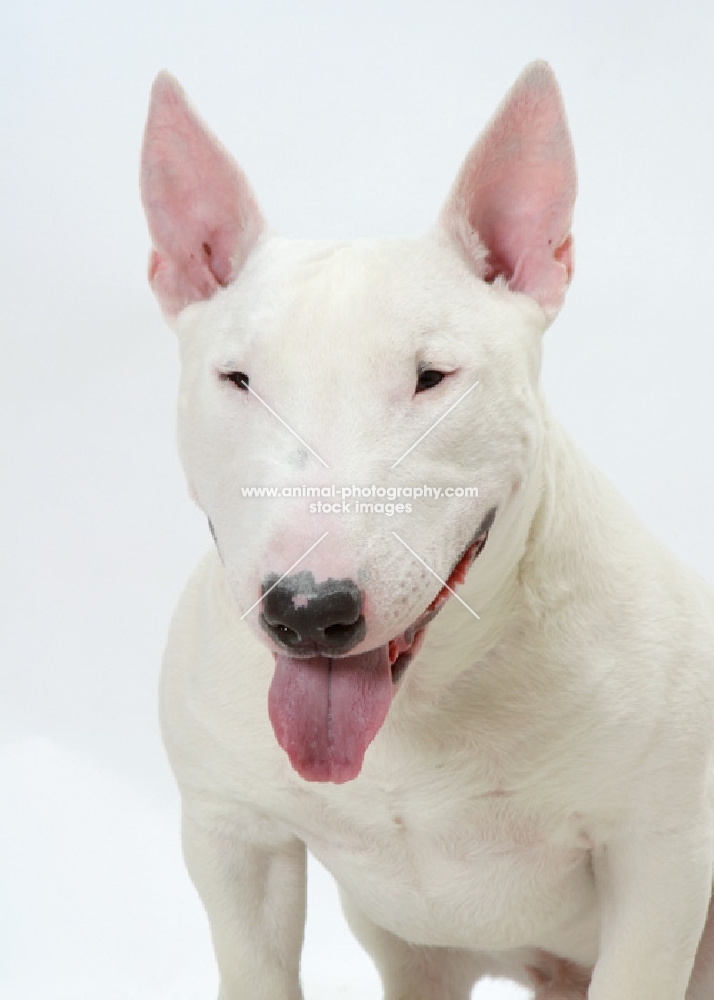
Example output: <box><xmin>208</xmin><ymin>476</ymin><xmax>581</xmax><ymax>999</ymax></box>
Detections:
<box><xmin>260</xmin><ymin>570</ymin><xmax>365</xmax><ymax>656</ymax></box>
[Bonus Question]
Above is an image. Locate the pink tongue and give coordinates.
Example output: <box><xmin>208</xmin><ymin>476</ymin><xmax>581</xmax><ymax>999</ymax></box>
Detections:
<box><xmin>268</xmin><ymin>645</ymin><xmax>393</xmax><ymax>784</ymax></box>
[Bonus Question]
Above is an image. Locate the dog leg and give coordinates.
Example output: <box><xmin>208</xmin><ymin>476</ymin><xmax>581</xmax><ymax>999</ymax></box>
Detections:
<box><xmin>339</xmin><ymin>889</ymin><xmax>484</xmax><ymax>1000</ymax></box>
<box><xmin>182</xmin><ymin>812</ymin><xmax>306</xmax><ymax>1000</ymax></box>
<box><xmin>589</xmin><ymin>823</ymin><xmax>713</xmax><ymax>1000</ymax></box>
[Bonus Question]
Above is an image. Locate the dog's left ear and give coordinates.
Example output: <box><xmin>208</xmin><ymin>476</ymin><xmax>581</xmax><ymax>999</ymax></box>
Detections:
<box><xmin>439</xmin><ymin>61</ymin><xmax>576</xmax><ymax>320</ymax></box>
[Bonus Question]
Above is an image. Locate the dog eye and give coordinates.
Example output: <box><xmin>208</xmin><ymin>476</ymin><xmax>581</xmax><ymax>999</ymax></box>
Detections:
<box><xmin>222</xmin><ymin>371</ymin><xmax>250</xmax><ymax>390</ymax></box>
<box><xmin>415</xmin><ymin>369</ymin><xmax>445</xmax><ymax>393</ymax></box>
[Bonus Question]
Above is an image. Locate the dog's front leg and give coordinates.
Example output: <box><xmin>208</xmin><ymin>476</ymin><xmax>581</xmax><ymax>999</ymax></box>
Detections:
<box><xmin>182</xmin><ymin>811</ymin><xmax>306</xmax><ymax>1000</ymax></box>
<box><xmin>589</xmin><ymin>822</ymin><xmax>713</xmax><ymax>1000</ymax></box>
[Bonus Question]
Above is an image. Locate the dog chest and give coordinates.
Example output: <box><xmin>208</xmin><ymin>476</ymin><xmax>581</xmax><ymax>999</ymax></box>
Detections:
<box><xmin>285</xmin><ymin>776</ymin><xmax>597</xmax><ymax>952</ymax></box>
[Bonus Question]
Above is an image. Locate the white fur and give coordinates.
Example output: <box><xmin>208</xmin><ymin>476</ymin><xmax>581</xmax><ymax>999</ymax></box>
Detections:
<box><xmin>148</xmin><ymin>71</ymin><xmax>714</xmax><ymax>1000</ymax></box>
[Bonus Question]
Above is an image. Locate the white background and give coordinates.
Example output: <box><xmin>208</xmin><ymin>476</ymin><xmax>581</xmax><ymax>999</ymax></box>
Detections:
<box><xmin>1</xmin><ymin>1</ymin><xmax>712</xmax><ymax>998</ymax></box>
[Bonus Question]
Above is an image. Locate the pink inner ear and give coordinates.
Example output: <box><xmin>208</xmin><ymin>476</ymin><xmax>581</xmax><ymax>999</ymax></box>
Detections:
<box><xmin>141</xmin><ymin>72</ymin><xmax>265</xmax><ymax>316</ymax></box>
<box><xmin>440</xmin><ymin>61</ymin><xmax>577</xmax><ymax>318</ymax></box>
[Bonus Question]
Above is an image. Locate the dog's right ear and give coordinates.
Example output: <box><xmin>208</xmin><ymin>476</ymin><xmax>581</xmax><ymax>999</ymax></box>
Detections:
<box><xmin>140</xmin><ymin>72</ymin><xmax>265</xmax><ymax>317</ymax></box>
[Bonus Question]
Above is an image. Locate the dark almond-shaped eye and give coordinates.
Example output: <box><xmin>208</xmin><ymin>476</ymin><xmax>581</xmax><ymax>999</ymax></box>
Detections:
<box><xmin>415</xmin><ymin>368</ymin><xmax>445</xmax><ymax>393</ymax></box>
<box><xmin>222</xmin><ymin>370</ymin><xmax>250</xmax><ymax>390</ymax></box>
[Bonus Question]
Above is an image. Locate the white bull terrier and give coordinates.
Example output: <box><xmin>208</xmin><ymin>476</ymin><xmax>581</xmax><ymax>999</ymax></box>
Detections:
<box><xmin>140</xmin><ymin>62</ymin><xmax>714</xmax><ymax>999</ymax></box>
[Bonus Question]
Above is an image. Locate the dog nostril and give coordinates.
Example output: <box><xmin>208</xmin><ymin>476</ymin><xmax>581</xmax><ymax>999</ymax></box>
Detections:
<box><xmin>323</xmin><ymin>622</ymin><xmax>357</xmax><ymax>639</ymax></box>
<box><xmin>275</xmin><ymin>624</ymin><xmax>299</xmax><ymax>641</ymax></box>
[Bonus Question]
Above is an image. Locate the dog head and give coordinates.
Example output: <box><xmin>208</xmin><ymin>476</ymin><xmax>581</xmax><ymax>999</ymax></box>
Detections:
<box><xmin>141</xmin><ymin>62</ymin><xmax>576</xmax><ymax>782</ymax></box>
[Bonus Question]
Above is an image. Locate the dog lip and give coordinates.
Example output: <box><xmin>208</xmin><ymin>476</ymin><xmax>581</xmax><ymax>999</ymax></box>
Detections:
<box><xmin>388</xmin><ymin>509</ymin><xmax>497</xmax><ymax>683</ymax></box>
<box><xmin>270</xmin><ymin>645</ymin><xmax>321</xmax><ymax>660</ymax></box>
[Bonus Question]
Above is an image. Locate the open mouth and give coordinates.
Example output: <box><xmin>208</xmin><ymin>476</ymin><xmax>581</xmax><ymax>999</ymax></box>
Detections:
<box><xmin>387</xmin><ymin>520</ymin><xmax>491</xmax><ymax>683</ymax></box>
<box><xmin>268</xmin><ymin>508</ymin><xmax>496</xmax><ymax>784</ymax></box>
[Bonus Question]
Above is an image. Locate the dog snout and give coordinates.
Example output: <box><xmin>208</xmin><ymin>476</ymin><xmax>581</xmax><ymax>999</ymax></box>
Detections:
<box><xmin>260</xmin><ymin>570</ymin><xmax>366</xmax><ymax>655</ymax></box>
